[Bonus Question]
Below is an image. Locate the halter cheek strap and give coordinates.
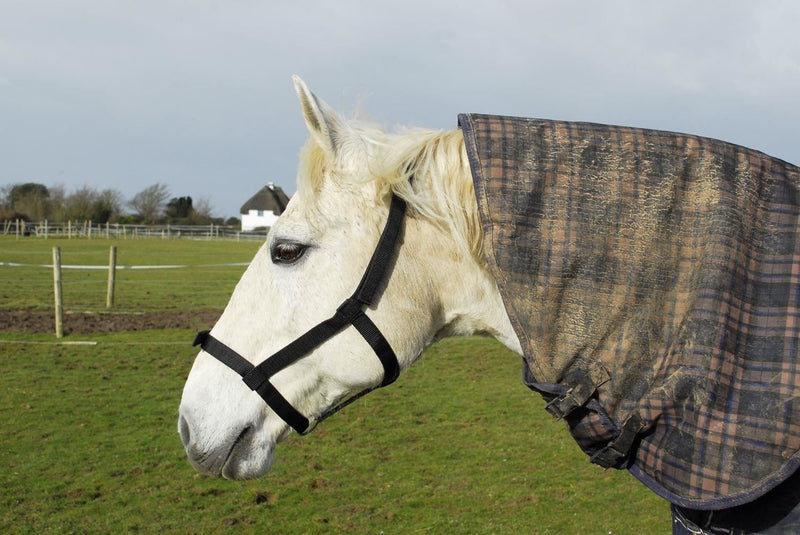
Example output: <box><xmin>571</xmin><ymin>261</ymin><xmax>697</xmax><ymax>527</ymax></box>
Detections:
<box><xmin>193</xmin><ymin>193</ymin><xmax>407</xmax><ymax>435</ymax></box>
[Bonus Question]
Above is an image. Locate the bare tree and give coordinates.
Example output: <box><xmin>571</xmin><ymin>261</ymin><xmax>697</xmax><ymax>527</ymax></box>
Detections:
<box><xmin>96</xmin><ymin>188</ymin><xmax>124</xmax><ymax>222</ymax></box>
<box><xmin>64</xmin><ymin>185</ymin><xmax>97</xmax><ymax>221</ymax></box>
<box><xmin>191</xmin><ymin>196</ymin><xmax>215</xmax><ymax>224</ymax></box>
<box><xmin>129</xmin><ymin>183</ymin><xmax>170</xmax><ymax>223</ymax></box>
<box><xmin>48</xmin><ymin>185</ymin><xmax>67</xmax><ymax>222</ymax></box>
<box><xmin>0</xmin><ymin>184</ymin><xmax>11</xmax><ymax>219</ymax></box>
<box><xmin>60</xmin><ymin>186</ymin><xmax>123</xmax><ymax>223</ymax></box>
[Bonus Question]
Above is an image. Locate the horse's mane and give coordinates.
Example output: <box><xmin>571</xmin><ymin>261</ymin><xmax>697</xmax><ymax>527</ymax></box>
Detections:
<box><xmin>297</xmin><ymin>119</ymin><xmax>483</xmax><ymax>260</ymax></box>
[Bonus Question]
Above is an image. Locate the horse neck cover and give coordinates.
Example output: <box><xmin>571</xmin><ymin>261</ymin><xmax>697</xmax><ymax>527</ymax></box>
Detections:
<box><xmin>460</xmin><ymin>113</ymin><xmax>800</xmax><ymax>510</ymax></box>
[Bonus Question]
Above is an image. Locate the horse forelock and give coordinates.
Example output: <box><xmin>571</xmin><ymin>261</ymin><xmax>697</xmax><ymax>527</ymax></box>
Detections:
<box><xmin>295</xmin><ymin>119</ymin><xmax>483</xmax><ymax>261</ymax></box>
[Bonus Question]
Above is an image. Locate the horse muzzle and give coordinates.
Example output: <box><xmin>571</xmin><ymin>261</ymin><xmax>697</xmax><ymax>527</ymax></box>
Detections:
<box><xmin>178</xmin><ymin>406</ymin><xmax>275</xmax><ymax>480</ymax></box>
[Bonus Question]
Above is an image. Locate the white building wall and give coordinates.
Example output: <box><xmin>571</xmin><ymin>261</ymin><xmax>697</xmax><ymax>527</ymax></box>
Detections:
<box><xmin>241</xmin><ymin>209</ymin><xmax>279</xmax><ymax>231</ymax></box>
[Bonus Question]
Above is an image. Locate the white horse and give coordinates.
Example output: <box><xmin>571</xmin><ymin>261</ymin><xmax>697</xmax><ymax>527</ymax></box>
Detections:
<box><xmin>179</xmin><ymin>77</ymin><xmax>800</xmax><ymax>533</ymax></box>
<box><xmin>179</xmin><ymin>75</ymin><xmax>518</xmax><ymax>478</ymax></box>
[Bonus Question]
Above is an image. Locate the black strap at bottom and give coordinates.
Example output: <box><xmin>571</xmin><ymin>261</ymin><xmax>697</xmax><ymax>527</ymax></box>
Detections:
<box><xmin>193</xmin><ymin>330</ymin><xmax>310</xmax><ymax>433</ymax></box>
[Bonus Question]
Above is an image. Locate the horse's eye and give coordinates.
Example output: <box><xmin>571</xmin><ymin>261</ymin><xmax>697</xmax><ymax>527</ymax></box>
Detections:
<box><xmin>271</xmin><ymin>242</ymin><xmax>306</xmax><ymax>264</ymax></box>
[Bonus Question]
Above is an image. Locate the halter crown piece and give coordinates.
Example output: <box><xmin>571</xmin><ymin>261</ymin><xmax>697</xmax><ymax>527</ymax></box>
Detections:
<box><xmin>193</xmin><ymin>192</ymin><xmax>407</xmax><ymax>435</ymax></box>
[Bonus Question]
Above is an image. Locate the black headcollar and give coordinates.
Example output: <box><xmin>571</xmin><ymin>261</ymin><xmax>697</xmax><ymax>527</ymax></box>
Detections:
<box><xmin>193</xmin><ymin>192</ymin><xmax>407</xmax><ymax>434</ymax></box>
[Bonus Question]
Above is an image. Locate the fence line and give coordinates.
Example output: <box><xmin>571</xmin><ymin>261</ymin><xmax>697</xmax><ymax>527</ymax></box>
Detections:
<box><xmin>2</xmin><ymin>219</ymin><xmax>268</xmax><ymax>241</ymax></box>
<box><xmin>0</xmin><ymin>240</ymin><xmax>255</xmax><ymax>337</ymax></box>
<box><xmin>3</xmin><ymin>244</ymin><xmax>251</xmax><ymax>338</ymax></box>
<box><xmin>0</xmin><ymin>261</ymin><xmax>250</xmax><ymax>269</ymax></box>
<box><xmin>0</xmin><ymin>340</ymin><xmax>194</xmax><ymax>346</ymax></box>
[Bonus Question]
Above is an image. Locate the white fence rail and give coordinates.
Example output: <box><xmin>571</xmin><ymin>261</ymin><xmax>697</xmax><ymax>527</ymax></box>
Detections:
<box><xmin>2</xmin><ymin>219</ymin><xmax>268</xmax><ymax>240</ymax></box>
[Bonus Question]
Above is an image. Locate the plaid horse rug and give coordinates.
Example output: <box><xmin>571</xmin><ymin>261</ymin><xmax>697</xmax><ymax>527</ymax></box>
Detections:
<box><xmin>460</xmin><ymin>113</ymin><xmax>800</xmax><ymax>510</ymax></box>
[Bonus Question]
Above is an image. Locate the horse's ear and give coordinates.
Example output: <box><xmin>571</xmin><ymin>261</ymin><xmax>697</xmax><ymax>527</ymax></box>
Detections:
<box><xmin>292</xmin><ymin>75</ymin><xmax>348</xmax><ymax>156</ymax></box>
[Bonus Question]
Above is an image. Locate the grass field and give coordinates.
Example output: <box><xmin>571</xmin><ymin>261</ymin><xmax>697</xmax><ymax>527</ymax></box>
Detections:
<box><xmin>0</xmin><ymin>236</ymin><xmax>670</xmax><ymax>534</ymax></box>
<box><xmin>0</xmin><ymin>235</ymin><xmax>262</xmax><ymax>312</ymax></box>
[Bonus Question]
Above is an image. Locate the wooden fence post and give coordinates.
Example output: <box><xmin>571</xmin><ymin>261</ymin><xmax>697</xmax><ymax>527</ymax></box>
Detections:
<box><xmin>106</xmin><ymin>246</ymin><xmax>117</xmax><ymax>308</ymax></box>
<box><xmin>53</xmin><ymin>247</ymin><xmax>64</xmax><ymax>338</ymax></box>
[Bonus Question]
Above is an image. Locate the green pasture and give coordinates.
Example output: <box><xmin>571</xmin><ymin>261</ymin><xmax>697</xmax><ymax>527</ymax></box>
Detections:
<box><xmin>0</xmin><ymin>236</ymin><xmax>670</xmax><ymax>534</ymax></box>
<box><xmin>0</xmin><ymin>235</ymin><xmax>263</xmax><ymax>312</ymax></box>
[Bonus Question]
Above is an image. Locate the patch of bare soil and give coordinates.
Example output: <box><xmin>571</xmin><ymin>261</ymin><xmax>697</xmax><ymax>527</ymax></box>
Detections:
<box><xmin>0</xmin><ymin>309</ymin><xmax>222</xmax><ymax>335</ymax></box>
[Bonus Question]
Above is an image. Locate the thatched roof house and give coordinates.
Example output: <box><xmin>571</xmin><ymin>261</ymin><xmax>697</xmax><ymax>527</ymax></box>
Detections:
<box><xmin>240</xmin><ymin>183</ymin><xmax>290</xmax><ymax>231</ymax></box>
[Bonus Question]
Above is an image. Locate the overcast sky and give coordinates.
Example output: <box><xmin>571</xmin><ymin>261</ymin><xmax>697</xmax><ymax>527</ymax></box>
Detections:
<box><xmin>2</xmin><ymin>1</ymin><xmax>799</xmax><ymax>219</ymax></box>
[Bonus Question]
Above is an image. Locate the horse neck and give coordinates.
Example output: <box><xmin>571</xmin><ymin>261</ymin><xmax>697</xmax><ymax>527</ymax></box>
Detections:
<box><xmin>410</xmin><ymin>129</ymin><xmax>522</xmax><ymax>354</ymax></box>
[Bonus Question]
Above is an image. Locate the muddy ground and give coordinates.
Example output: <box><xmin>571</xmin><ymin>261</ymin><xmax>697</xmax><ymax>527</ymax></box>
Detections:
<box><xmin>0</xmin><ymin>309</ymin><xmax>222</xmax><ymax>335</ymax></box>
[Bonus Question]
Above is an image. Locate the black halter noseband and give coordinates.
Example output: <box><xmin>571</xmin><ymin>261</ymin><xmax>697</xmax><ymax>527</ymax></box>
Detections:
<box><xmin>193</xmin><ymin>193</ymin><xmax>407</xmax><ymax>435</ymax></box>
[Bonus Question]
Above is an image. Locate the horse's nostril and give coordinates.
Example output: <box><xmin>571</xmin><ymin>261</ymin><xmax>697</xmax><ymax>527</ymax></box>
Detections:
<box><xmin>233</xmin><ymin>426</ymin><xmax>250</xmax><ymax>449</ymax></box>
<box><xmin>178</xmin><ymin>414</ymin><xmax>191</xmax><ymax>448</ymax></box>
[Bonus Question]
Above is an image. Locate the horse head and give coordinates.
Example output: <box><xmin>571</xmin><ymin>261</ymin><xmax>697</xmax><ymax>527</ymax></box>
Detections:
<box><xmin>177</xmin><ymin>77</ymin><xmax>519</xmax><ymax>479</ymax></box>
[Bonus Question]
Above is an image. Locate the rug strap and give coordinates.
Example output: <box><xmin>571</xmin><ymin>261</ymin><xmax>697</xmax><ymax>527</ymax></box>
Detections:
<box><xmin>545</xmin><ymin>363</ymin><xmax>610</xmax><ymax>420</ymax></box>
<box><xmin>590</xmin><ymin>413</ymin><xmax>647</xmax><ymax>469</ymax></box>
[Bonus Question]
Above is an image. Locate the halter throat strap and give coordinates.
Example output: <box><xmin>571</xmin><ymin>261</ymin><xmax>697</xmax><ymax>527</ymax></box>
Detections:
<box><xmin>193</xmin><ymin>193</ymin><xmax>407</xmax><ymax>435</ymax></box>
